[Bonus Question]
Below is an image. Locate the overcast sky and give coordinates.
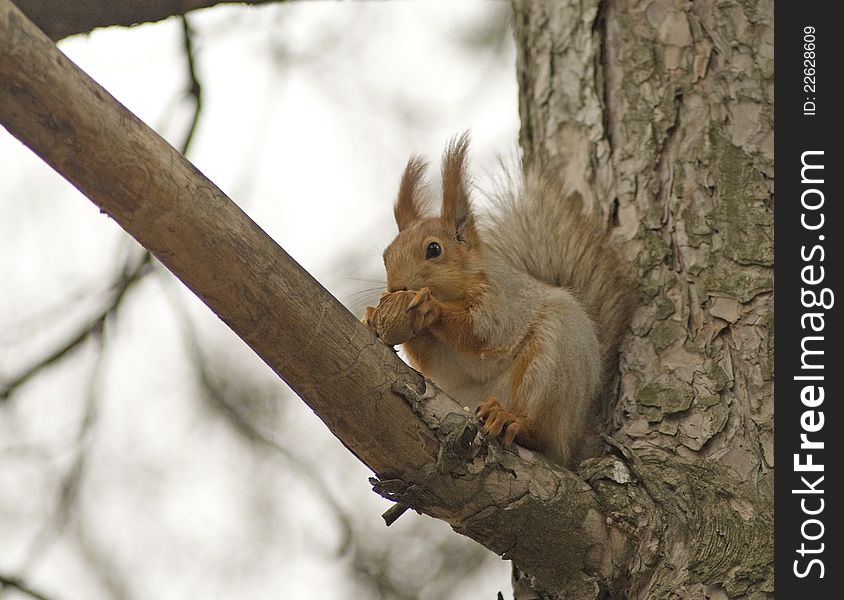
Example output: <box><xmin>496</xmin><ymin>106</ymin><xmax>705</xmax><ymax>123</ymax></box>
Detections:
<box><xmin>1</xmin><ymin>2</ymin><xmax>520</xmax><ymax>598</ymax></box>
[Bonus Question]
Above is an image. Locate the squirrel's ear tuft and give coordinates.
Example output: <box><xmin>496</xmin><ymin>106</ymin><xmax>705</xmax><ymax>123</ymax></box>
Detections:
<box><xmin>441</xmin><ymin>132</ymin><xmax>476</xmax><ymax>243</ymax></box>
<box><xmin>394</xmin><ymin>156</ymin><xmax>429</xmax><ymax>231</ymax></box>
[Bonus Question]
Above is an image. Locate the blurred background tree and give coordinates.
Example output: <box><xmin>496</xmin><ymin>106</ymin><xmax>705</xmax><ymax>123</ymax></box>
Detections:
<box><xmin>1</xmin><ymin>2</ymin><xmax>517</xmax><ymax>598</ymax></box>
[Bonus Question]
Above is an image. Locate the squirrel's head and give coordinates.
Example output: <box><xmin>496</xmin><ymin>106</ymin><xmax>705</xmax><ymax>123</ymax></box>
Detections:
<box><xmin>383</xmin><ymin>134</ymin><xmax>485</xmax><ymax>302</ymax></box>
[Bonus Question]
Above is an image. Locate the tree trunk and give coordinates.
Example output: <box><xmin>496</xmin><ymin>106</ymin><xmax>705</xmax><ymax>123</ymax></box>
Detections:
<box><xmin>513</xmin><ymin>0</ymin><xmax>773</xmax><ymax>597</ymax></box>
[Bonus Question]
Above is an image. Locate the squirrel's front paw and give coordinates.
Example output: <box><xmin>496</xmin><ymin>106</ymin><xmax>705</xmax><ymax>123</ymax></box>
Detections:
<box><xmin>477</xmin><ymin>397</ymin><xmax>533</xmax><ymax>449</ymax></box>
<box><xmin>364</xmin><ymin>288</ymin><xmax>439</xmax><ymax>346</ymax></box>
<box><xmin>406</xmin><ymin>287</ymin><xmax>440</xmax><ymax>331</ymax></box>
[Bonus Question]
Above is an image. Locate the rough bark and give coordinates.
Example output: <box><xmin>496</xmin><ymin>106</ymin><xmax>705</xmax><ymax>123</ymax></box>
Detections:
<box><xmin>514</xmin><ymin>0</ymin><xmax>774</xmax><ymax>597</ymax></box>
<box><xmin>0</xmin><ymin>0</ymin><xmax>774</xmax><ymax>597</ymax></box>
<box><xmin>14</xmin><ymin>0</ymin><xmax>277</xmax><ymax>40</ymax></box>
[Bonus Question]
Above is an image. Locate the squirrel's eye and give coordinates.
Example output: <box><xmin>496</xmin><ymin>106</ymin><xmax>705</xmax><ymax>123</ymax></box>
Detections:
<box><xmin>426</xmin><ymin>242</ymin><xmax>442</xmax><ymax>259</ymax></box>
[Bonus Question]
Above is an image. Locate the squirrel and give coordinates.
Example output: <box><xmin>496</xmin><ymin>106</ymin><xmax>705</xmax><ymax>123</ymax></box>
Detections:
<box><xmin>363</xmin><ymin>134</ymin><xmax>634</xmax><ymax>467</ymax></box>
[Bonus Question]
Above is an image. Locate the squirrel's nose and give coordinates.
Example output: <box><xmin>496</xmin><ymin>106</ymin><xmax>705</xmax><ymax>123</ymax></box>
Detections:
<box><xmin>386</xmin><ymin>273</ymin><xmax>407</xmax><ymax>293</ymax></box>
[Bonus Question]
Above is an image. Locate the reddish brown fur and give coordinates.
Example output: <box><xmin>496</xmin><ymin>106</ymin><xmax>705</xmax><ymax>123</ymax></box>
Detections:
<box><xmin>475</xmin><ymin>322</ymin><xmax>545</xmax><ymax>452</ymax></box>
<box><xmin>394</xmin><ymin>156</ymin><xmax>429</xmax><ymax>231</ymax></box>
<box><xmin>440</xmin><ymin>133</ymin><xmax>474</xmax><ymax>240</ymax></box>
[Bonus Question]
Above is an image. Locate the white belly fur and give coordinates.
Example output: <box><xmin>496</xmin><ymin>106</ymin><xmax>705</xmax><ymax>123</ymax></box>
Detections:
<box><xmin>404</xmin><ymin>337</ymin><xmax>516</xmax><ymax>411</ymax></box>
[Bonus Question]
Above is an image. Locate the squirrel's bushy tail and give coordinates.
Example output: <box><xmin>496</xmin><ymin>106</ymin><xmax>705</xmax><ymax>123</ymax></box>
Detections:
<box><xmin>484</xmin><ymin>169</ymin><xmax>635</xmax><ymax>376</ymax></box>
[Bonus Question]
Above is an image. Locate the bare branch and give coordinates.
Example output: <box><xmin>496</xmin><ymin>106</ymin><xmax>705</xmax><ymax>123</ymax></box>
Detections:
<box><xmin>178</xmin><ymin>15</ymin><xmax>202</xmax><ymax>156</ymax></box>
<box><xmin>20</xmin><ymin>332</ymin><xmax>107</xmax><ymax>569</ymax></box>
<box><xmin>0</xmin><ymin>253</ymin><xmax>151</xmax><ymax>401</ymax></box>
<box><xmin>14</xmin><ymin>0</ymin><xmax>278</xmax><ymax>41</ymax></box>
<box><xmin>0</xmin><ymin>572</ymin><xmax>59</xmax><ymax>600</ymax></box>
<box><xmin>67</xmin><ymin>514</ymin><xmax>137</xmax><ymax>600</ymax></box>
